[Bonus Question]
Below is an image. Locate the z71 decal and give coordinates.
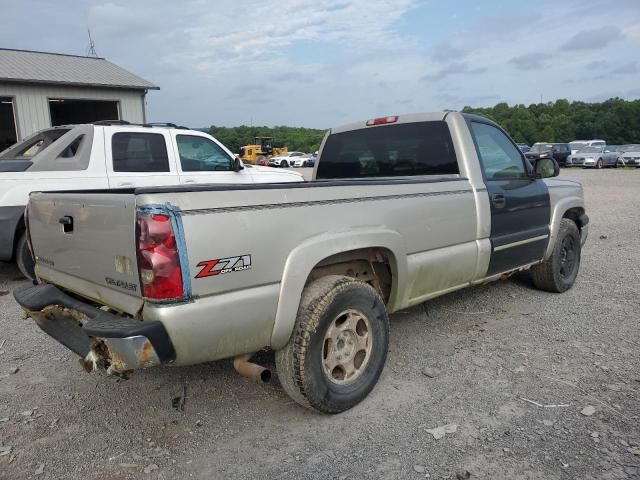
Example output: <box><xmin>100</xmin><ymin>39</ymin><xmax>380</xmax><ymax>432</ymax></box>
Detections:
<box><xmin>195</xmin><ymin>255</ymin><xmax>252</xmax><ymax>279</ymax></box>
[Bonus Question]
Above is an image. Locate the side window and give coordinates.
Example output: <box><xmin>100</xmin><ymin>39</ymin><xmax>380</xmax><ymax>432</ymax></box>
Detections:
<box><xmin>176</xmin><ymin>135</ymin><xmax>232</xmax><ymax>172</ymax></box>
<box><xmin>58</xmin><ymin>135</ymin><xmax>84</xmax><ymax>158</ymax></box>
<box><xmin>470</xmin><ymin>122</ymin><xmax>527</xmax><ymax>180</ymax></box>
<box><xmin>317</xmin><ymin>121</ymin><xmax>459</xmax><ymax>179</ymax></box>
<box><xmin>112</xmin><ymin>133</ymin><xmax>170</xmax><ymax>172</ymax></box>
<box><xmin>20</xmin><ymin>138</ymin><xmax>47</xmax><ymax>157</ymax></box>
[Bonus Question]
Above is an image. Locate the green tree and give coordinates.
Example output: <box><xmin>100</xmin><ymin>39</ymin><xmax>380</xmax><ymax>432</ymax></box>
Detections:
<box><xmin>462</xmin><ymin>97</ymin><xmax>640</xmax><ymax>144</ymax></box>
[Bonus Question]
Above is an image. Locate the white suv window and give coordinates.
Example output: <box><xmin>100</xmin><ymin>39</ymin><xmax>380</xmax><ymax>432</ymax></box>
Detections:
<box><xmin>112</xmin><ymin>132</ymin><xmax>170</xmax><ymax>172</ymax></box>
<box><xmin>176</xmin><ymin>135</ymin><xmax>232</xmax><ymax>171</ymax></box>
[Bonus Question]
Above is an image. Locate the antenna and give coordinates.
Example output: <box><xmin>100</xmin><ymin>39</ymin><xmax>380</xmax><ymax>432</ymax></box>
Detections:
<box><xmin>86</xmin><ymin>29</ymin><xmax>98</xmax><ymax>57</ymax></box>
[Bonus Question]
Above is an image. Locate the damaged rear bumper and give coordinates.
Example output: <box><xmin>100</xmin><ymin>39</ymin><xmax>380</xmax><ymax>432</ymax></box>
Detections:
<box><xmin>13</xmin><ymin>283</ymin><xmax>175</xmax><ymax>374</ymax></box>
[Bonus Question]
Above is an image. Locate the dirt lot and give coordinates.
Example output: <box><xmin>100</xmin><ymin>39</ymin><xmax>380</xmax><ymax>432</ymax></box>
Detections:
<box><xmin>1</xmin><ymin>169</ymin><xmax>639</xmax><ymax>480</ymax></box>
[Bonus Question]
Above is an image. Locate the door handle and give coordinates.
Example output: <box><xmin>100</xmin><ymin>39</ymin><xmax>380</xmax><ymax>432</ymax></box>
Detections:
<box><xmin>59</xmin><ymin>216</ymin><xmax>73</xmax><ymax>233</ymax></box>
<box><xmin>118</xmin><ymin>182</ymin><xmax>133</xmax><ymax>187</ymax></box>
<box><xmin>491</xmin><ymin>193</ymin><xmax>506</xmax><ymax>208</ymax></box>
<box><xmin>184</xmin><ymin>180</ymin><xmax>196</xmax><ymax>184</ymax></box>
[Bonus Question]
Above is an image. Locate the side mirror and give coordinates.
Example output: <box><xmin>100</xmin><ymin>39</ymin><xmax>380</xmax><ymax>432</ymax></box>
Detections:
<box><xmin>534</xmin><ymin>157</ymin><xmax>559</xmax><ymax>178</ymax></box>
<box><xmin>232</xmin><ymin>157</ymin><xmax>244</xmax><ymax>172</ymax></box>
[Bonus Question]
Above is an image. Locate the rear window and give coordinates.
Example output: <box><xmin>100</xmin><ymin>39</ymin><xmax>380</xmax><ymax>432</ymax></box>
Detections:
<box><xmin>317</xmin><ymin>121</ymin><xmax>459</xmax><ymax>179</ymax></box>
<box><xmin>0</xmin><ymin>128</ymin><xmax>70</xmax><ymax>160</ymax></box>
<box><xmin>112</xmin><ymin>132</ymin><xmax>170</xmax><ymax>172</ymax></box>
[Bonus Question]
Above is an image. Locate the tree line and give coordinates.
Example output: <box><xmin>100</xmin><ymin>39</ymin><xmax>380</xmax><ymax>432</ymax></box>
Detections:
<box><xmin>462</xmin><ymin>97</ymin><xmax>640</xmax><ymax>145</ymax></box>
<box><xmin>207</xmin><ymin>125</ymin><xmax>327</xmax><ymax>154</ymax></box>
<box><xmin>206</xmin><ymin>97</ymin><xmax>640</xmax><ymax>153</ymax></box>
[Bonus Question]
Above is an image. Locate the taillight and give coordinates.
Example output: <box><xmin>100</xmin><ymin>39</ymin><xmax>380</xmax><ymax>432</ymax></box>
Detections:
<box><xmin>136</xmin><ymin>213</ymin><xmax>183</xmax><ymax>300</ymax></box>
<box><xmin>366</xmin><ymin>115</ymin><xmax>399</xmax><ymax>126</ymax></box>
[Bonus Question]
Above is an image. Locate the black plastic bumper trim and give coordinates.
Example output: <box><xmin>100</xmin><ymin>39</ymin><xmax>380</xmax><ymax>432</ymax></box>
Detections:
<box><xmin>13</xmin><ymin>283</ymin><xmax>176</xmax><ymax>362</ymax></box>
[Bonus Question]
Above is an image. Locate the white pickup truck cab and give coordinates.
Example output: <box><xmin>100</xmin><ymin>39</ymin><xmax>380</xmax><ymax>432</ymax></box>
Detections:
<box><xmin>0</xmin><ymin>122</ymin><xmax>303</xmax><ymax>278</ymax></box>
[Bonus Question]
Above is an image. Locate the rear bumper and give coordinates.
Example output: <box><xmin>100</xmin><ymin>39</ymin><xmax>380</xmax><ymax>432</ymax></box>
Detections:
<box><xmin>13</xmin><ymin>283</ymin><xmax>175</xmax><ymax>374</ymax></box>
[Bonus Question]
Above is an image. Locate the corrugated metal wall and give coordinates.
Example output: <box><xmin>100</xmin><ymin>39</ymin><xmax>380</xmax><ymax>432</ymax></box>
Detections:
<box><xmin>0</xmin><ymin>83</ymin><xmax>145</xmax><ymax>138</ymax></box>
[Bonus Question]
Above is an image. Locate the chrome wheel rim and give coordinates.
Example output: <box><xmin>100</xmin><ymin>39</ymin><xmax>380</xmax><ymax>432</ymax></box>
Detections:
<box><xmin>322</xmin><ymin>309</ymin><xmax>373</xmax><ymax>385</ymax></box>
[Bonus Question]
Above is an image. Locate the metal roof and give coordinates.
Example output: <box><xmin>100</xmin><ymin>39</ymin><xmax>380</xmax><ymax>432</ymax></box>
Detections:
<box><xmin>0</xmin><ymin>48</ymin><xmax>159</xmax><ymax>90</ymax></box>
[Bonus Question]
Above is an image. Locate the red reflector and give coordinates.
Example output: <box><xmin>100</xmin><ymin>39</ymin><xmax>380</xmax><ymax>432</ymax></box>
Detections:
<box><xmin>136</xmin><ymin>213</ymin><xmax>183</xmax><ymax>300</ymax></box>
<box><xmin>366</xmin><ymin>115</ymin><xmax>399</xmax><ymax>126</ymax></box>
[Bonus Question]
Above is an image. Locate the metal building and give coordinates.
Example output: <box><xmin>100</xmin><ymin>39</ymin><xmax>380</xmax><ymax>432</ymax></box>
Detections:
<box><xmin>0</xmin><ymin>48</ymin><xmax>159</xmax><ymax>151</ymax></box>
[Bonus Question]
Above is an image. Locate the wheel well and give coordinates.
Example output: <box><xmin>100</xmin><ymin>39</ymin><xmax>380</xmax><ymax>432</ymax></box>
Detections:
<box><xmin>563</xmin><ymin>207</ymin><xmax>586</xmax><ymax>229</ymax></box>
<box><xmin>306</xmin><ymin>248</ymin><xmax>395</xmax><ymax>304</ymax></box>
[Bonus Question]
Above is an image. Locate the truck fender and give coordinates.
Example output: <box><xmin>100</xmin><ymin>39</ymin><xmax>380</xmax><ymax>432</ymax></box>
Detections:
<box><xmin>270</xmin><ymin>228</ymin><xmax>407</xmax><ymax>349</ymax></box>
<box><xmin>544</xmin><ymin>195</ymin><xmax>585</xmax><ymax>260</ymax></box>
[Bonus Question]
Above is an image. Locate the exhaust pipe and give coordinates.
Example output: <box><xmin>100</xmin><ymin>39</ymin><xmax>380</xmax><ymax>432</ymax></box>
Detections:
<box><xmin>233</xmin><ymin>353</ymin><xmax>271</xmax><ymax>382</ymax></box>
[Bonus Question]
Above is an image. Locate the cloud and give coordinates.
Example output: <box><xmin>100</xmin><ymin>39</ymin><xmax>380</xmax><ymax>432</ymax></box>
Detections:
<box><xmin>422</xmin><ymin>62</ymin><xmax>487</xmax><ymax>81</ymax></box>
<box><xmin>508</xmin><ymin>52</ymin><xmax>552</xmax><ymax>70</ymax></box>
<box><xmin>267</xmin><ymin>71</ymin><xmax>316</xmax><ymax>83</ymax></box>
<box><xmin>586</xmin><ymin>60</ymin><xmax>608</xmax><ymax>69</ymax></box>
<box><xmin>430</xmin><ymin>41</ymin><xmax>467</xmax><ymax>62</ymax></box>
<box><xmin>611</xmin><ymin>62</ymin><xmax>639</xmax><ymax>74</ymax></box>
<box><xmin>622</xmin><ymin>23</ymin><xmax>640</xmax><ymax>40</ymax></box>
<box><xmin>561</xmin><ymin>26</ymin><xmax>625</xmax><ymax>51</ymax></box>
<box><xmin>2</xmin><ymin>0</ymin><xmax>640</xmax><ymax>128</ymax></box>
<box><xmin>594</xmin><ymin>61</ymin><xmax>639</xmax><ymax>80</ymax></box>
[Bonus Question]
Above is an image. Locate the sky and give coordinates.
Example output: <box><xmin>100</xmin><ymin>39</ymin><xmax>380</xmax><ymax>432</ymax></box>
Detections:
<box><xmin>1</xmin><ymin>0</ymin><xmax>639</xmax><ymax>128</ymax></box>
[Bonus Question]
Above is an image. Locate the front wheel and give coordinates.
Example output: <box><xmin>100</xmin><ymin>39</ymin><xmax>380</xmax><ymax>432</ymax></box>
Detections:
<box><xmin>531</xmin><ymin>219</ymin><xmax>581</xmax><ymax>293</ymax></box>
<box><xmin>276</xmin><ymin>275</ymin><xmax>389</xmax><ymax>413</ymax></box>
<box><xmin>16</xmin><ymin>232</ymin><xmax>36</xmax><ymax>281</ymax></box>
<box><xmin>596</xmin><ymin>159</ymin><xmax>603</xmax><ymax>169</ymax></box>
<box><xmin>281</xmin><ymin>160</ymin><xmax>288</xmax><ymax>168</ymax></box>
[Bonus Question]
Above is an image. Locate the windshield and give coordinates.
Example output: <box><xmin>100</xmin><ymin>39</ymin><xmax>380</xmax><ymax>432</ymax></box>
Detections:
<box><xmin>577</xmin><ymin>146</ymin><xmax>603</xmax><ymax>153</ymax></box>
<box><xmin>0</xmin><ymin>128</ymin><xmax>70</xmax><ymax>160</ymax></box>
<box><xmin>530</xmin><ymin>143</ymin><xmax>553</xmax><ymax>152</ymax></box>
<box><xmin>569</xmin><ymin>142</ymin><xmax>587</xmax><ymax>150</ymax></box>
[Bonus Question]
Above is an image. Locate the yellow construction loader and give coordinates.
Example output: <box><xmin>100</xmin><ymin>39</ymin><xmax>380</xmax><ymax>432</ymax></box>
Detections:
<box><xmin>239</xmin><ymin>137</ymin><xmax>287</xmax><ymax>164</ymax></box>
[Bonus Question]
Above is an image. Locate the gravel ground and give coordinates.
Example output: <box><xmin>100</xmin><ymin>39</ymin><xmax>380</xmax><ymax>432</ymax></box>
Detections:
<box><xmin>0</xmin><ymin>169</ymin><xmax>639</xmax><ymax>480</ymax></box>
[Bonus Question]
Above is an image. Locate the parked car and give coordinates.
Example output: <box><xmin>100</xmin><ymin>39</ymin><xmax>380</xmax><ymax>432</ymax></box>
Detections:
<box><xmin>569</xmin><ymin>140</ymin><xmax>606</xmax><ymax>155</ymax></box>
<box><xmin>619</xmin><ymin>145</ymin><xmax>640</xmax><ymax>167</ymax></box>
<box><xmin>269</xmin><ymin>151</ymin><xmax>305</xmax><ymax>167</ymax></box>
<box><xmin>517</xmin><ymin>143</ymin><xmax>530</xmax><ymax>153</ymax></box>
<box><xmin>304</xmin><ymin>155</ymin><xmax>316</xmax><ymax>167</ymax></box>
<box><xmin>525</xmin><ymin>143</ymin><xmax>571</xmax><ymax>166</ymax></box>
<box><xmin>294</xmin><ymin>153</ymin><xmax>316</xmax><ymax>167</ymax></box>
<box><xmin>14</xmin><ymin>111</ymin><xmax>588</xmax><ymax>414</ymax></box>
<box><xmin>0</xmin><ymin>122</ymin><xmax>303</xmax><ymax>279</ymax></box>
<box><xmin>567</xmin><ymin>145</ymin><xmax>621</xmax><ymax>168</ymax></box>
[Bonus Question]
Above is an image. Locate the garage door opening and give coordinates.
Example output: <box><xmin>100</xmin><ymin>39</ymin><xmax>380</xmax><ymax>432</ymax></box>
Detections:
<box><xmin>0</xmin><ymin>97</ymin><xmax>18</xmax><ymax>151</ymax></box>
<box><xmin>49</xmin><ymin>99</ymin><xmax>119</xmax><ymax>126</ymax></box>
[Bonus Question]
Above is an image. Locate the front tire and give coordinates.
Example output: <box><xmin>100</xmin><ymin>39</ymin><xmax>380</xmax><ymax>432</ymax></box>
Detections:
<box><xmin>281</xmin><ymin>160</ymin><xmax>289</xmax><ymax>168</ymax></box>
<box><xmin>531</xmin><ymin>219</ymin><xmax>581</xmax><ymax>293</ymax></box>
<box><xmin>276</xmin><ymin>275</ymin><xmax>389</xmax><ymax>413</ymax></box>
<box><xmin>16</xmin><ymin>232</ymin><xmax>35</xmax><ymax>281</ymax></box>
<box><xmin>596</xmin><ymin>159</ymin><xmax>603</xmax><ymax>169</ymax></box>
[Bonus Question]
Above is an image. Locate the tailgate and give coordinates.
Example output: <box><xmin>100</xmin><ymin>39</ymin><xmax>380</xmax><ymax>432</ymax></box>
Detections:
<box><xmin>27</xmin><ymin>192</ymin><xmax>143</xmax><ymax>315</ymax></box>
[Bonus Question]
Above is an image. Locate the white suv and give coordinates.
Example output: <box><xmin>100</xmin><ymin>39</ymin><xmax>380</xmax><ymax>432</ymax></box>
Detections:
<box><xmin>0</xmin><ymin>122</ymin><xmax>303</xmax><ymax>278</ymax></box>
<box><xmin>269</xmin><ymin>151</ymin><xmax>305</xmax><ymax>167</ymax></box>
